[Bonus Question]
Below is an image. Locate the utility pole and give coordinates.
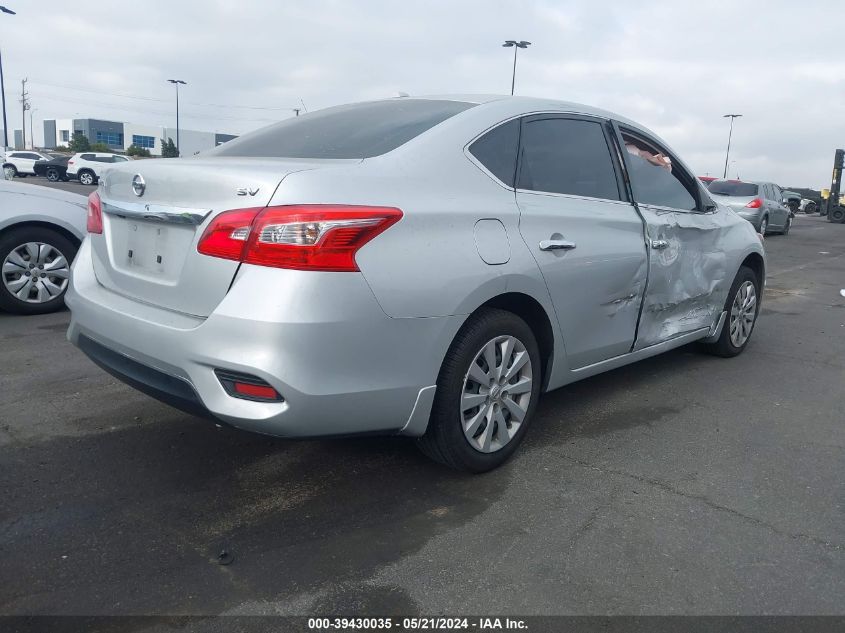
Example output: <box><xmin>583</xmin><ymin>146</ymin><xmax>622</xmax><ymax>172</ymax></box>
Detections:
<box><xmin>20</xmin><ymin>77</ymin><xmax>28</xmax><ymax>149</ymax></box>
<box><xmin>29</xmin><ymin>106</ymin><xmax>34</xmax><ymax>149</ymax></box>
<box><xmin>0</xmin><ymin>5</ymin><xmax>15</xmax><ymax>149</ymax></box>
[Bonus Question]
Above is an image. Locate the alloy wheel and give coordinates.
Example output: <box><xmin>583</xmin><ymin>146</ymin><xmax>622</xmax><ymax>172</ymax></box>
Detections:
<box><xmin>461</xmin><ymin>335</ymin><xmax>533</xmax><ymax>453</ymax></box>
<box><xmin>729</xmin><ymin>280</ymin><xmax>757</xmax><ymax>347</ymax></box>
<box><xmin>79</xmin><ymin>172</ymin><xmax>94</xmax><ymax>185</ymax></box>
<box><xmin>759</xmin><ymin>217</ymin><xmax>768</xmax><ymax>234</ymax></box>
<box><xmin>2</xmin><ymin>242</ymin><xmax>70</xmax><ymax>304</ymax></box>
<box><xmin>3</xmin><ymin>165</ymin><xmax>15</xmax><ymax>180</ymax></box>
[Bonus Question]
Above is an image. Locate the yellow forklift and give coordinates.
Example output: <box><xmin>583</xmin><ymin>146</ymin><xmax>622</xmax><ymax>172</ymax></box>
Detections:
<box><xmin>823</xmin><ymin>149</ymin><xmax>845</xmax><ymax>222</ymax></box>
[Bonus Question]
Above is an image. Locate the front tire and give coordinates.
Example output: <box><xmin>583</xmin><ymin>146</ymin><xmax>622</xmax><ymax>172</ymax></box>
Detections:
<box><xmin>3</xmin><ymin>164</ymin><xmax>16</xmax><ymax>180</ymax></box>
<box><xmin>0</xmin><ymin>227</ymin><xmax>77</xmax><ymax>315</ymax></box>
<box><xmin>779</xmin><ymin>214</ymin><xmax>792</xmax><ymax>235</ymax></box>
<box><xmin>703</xmin><ymin>266</ymin><xmax>760</xmax><ymax>358</ymax></box>
<box><xmin>418</xmin><ymin>308</ymin><xmax>542</xmax><ymax>472</ymax></box>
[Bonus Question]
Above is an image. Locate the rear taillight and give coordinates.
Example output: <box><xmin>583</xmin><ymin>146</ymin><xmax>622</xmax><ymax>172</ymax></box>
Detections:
<box><xmin>87</xmin><ymin>191</ymin><xmax>103</xmax><ymax>234</ymax></box>
<box><xmin>68</xmin><ymin>160</ymin><xmax>74</xmax><ymax>165</ymax></box>
<box><xmin>745</xmin><ymin>198</ymin><xmax>763</xmax><ymax>209</ymax></box>
<box><xmin>197</xmin><ymin>205</ymin><xmax>403</xmax><ymax>272</ymax></box>
<box><xmin>196</xmin><ymin>208</ymin><xmax>261</xmax><ymax>260</ymax></box>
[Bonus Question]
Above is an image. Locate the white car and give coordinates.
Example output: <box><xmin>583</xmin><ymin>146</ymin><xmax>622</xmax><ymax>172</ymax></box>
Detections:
<box><xmin>0</xmin><ymin>179</ymin><xmax>86</xmax><ymax>314</ymax></box>
<box><xmin>3</xmin><ymin>150</ymin><xmax>54</xmax><ymax>179</ymax></box>
<box><xmin>67</xmin><ymin>152</ymin><xmax>131</xmax><ymax>185</ymax></box>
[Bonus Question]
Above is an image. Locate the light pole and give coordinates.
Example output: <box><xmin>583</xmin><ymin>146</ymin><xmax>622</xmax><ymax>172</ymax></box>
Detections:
<box><xmin>0</xmin><ymin>4</ymin><xmax>15</xmax><ymax>149</ymax></box>
<box><xmin>167</xmin><ymin>79</ymin><xmax>186</xmax><ymax>156</ymax></box>
<box><xmin>502</xmin><ymin>40</ymin><xmax>531</xmax><ymax>95</ymax></box>
<box><xmin>722</xmin><ymin>114</ymin><xmax>742</xmax><ymax>178</ymax></box>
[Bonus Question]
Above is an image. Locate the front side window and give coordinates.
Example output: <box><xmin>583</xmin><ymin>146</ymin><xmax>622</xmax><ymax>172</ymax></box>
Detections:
<box><xmin>211</xmin><ymin>99</ymin><xmax>476</xmax><ymax>159</ymax></box>
<box><xmin>468</xmin><ymin>119</ymin><xmax>520</xmax><ymax>187</ymax></box>
<box><xmin>621</xmin><ymin>132</ymin><xmax>696</xmax><ymax>210</ymax></box>
<box><xmin>517</xmin><ymin>117</ymin><xmax>620</xmax><ymax>200</ymax></box>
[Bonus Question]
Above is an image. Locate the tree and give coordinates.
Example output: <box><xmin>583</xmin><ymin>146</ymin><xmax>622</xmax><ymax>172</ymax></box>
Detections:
<box><xmin>52</xmin><ymin>145</ymin><xmax>70</xmax><ymax>153</ymax></box>
<box><xmin>161</xmin><ymin>137</ymin><xmax>179</xmax><ymax>158</ymax></box>
<box><xmin>126</xmin><ymin>144</ymin><xmax>151</xmax><ymax>158</ymax></box>
<box><xmin>89</xmin><ymin>142</ymin><xmax>111</xmax><ymax>152</ymax></box>
<box><xmin>68</xmin><ymin>132</ymin><xmax>90</xmax><ymax>152</ymax></box>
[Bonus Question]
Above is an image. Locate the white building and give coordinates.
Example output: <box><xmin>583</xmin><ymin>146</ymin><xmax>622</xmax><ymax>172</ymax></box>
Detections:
<box><xmin>42</xmin><ymin>118</ymin><xmax>237</xmax><ymax>156</ymax></box>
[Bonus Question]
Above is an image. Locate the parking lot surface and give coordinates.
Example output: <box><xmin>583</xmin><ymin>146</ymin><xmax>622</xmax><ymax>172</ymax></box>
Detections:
<box><xmin>1</xmin><ymin>208</ymin><xmax>843</xmax><ymax>615</ymax></box>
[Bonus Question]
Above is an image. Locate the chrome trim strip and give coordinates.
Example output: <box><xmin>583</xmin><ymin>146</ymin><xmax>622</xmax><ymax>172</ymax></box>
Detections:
<box><xmin>101</xmin><ymin>199</ymin><xmax>212</xmax><ymax>226</ymax></box>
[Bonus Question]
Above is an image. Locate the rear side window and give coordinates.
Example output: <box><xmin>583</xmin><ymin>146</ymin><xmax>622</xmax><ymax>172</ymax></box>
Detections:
<box><xmin>468</xmin><ymin>119</ymin><xmax>520</xmax><ymax>187</ymax></box>
<box><xmin>707</xmin><ymin>180</ymin><xmax>758</xmax><ymax>197</ymax></box>
<box><xmin>210</xmin><ymin>99</ymin><xmax>476</xmax><ymax>159</ymax></box>
<box><xmin>80</xmin><ymin>154</ymin><xmax>94</xmax><ymax>160</ymax></box>
<box><xmin>517</xmin><ymin>118</ymin><xmax>620</xmax><ymax>200</ymax></box>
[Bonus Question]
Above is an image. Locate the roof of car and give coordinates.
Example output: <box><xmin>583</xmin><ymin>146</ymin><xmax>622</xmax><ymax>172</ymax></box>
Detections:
<box><xmin>0</xmin><ymin>179</ymin><xmax>87</xmax><ymax>207</ymax></box>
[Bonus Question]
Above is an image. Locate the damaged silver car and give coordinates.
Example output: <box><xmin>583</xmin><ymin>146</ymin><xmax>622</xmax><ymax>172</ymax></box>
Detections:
<box><xmin>66</xmin><ymin>96</ymin><xmax>765</xmax><ymax>472</ymax></box>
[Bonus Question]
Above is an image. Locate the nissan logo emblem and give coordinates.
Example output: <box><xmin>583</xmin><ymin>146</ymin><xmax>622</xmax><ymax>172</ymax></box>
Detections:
<box><xmin>132</xmin><ymin>174</ymin><xmax>146</xmax><ymax>197</ymax></box>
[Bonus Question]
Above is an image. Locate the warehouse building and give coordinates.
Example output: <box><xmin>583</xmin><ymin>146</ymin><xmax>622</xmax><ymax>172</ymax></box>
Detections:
<box><xmin>42</xmin><ymin>118</ymin><xmax>237</xmax><ymax>156</ymax></box>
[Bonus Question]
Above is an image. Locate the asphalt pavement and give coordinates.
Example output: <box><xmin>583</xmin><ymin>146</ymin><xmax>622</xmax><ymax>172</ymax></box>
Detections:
<box><xmin>1</xmin><ymin>201</ymin><xmax>843</xmax><ymax>616</ymax></box>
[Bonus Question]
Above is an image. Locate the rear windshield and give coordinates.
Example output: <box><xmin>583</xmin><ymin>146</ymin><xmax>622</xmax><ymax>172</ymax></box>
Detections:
<box><xmin>210</xmin><ymin>99</ymin><xmax>476</xmax><ymax>159</ymax></box>
<box><xmin>707</xmin><ymin>180</ymin><xmax>758</xmax><ymax>196</ymax></box>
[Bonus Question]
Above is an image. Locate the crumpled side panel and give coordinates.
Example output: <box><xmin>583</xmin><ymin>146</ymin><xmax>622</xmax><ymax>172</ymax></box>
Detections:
<box><xmin>635</xmin><ymin>210</ymin><xmax>729</xmax><ymax>349</ymax></box>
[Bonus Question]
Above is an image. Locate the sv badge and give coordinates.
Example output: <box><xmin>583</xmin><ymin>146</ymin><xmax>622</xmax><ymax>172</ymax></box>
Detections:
<box><xmin>236</xmin><ymin>187</ymin><xmax>260</xmax><ymax>196</ymax></box>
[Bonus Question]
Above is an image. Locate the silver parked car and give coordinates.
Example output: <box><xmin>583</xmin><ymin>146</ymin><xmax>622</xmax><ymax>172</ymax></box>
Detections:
<box><xmin>0</xmin><ymin>180</ymin><xmax>86</xmax><ymax>314</ymax></box>
<box><xmin>707</xmin><ymin>179</ymin><xmax>792</xmax><ymax>235</ymax></box>
<box><xmin>66</xmin><ymin>96</ymin><xmax>765</xmax><ymax>471</ymax></box>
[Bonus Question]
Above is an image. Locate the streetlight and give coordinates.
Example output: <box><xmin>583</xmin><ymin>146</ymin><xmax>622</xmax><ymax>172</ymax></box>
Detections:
<box><xmin>167</xmin><ymin>79</ymin><xmax>187</xmax><ymax>156</ymax></box>
<box><xmin>502</xmin><ymin>40</ymin><xmax>531</xmax><ymax>96</ymax></box>
<box><xmin>0</xmin><ymin>4</ymin><xmax>15</xmax><ymax>149</ymax></box>
<box><xmin>722</xmin><ymin>114</ymin><xmax>742</xmax><ymax>178</ymax></box>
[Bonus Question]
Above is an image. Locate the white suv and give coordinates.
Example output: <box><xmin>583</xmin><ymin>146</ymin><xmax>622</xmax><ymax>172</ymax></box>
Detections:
<box><xmin>67</xmin><ymin>152</ymin><xmax>131</xmax><ymax>185</ymax></box>
<box><xmin>3</xmin><ymin>150</ymin><xmax>53</xmax><ymax>179</ymax></box>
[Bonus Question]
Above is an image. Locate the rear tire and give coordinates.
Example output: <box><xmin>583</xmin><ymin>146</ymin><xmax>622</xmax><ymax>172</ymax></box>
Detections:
<box><xmin>703</xmin><ymin>266</ymin><xmax>760</xmax><ymax>358</ymax></box>
<box><xmin>78</xmin><ymin>170</ymin><xmax>96</xmax><ymax>186</ymax></box>
<box><xmin>45</xmin><ymin>167</ymin><xmax>61</xmax><ymax>182</ymax></box>
<box><xmin>758</xmin><ymin>216</ymin><xmax>769</xmax><ymax>235</ymax></box>
<box><xmin>0</xmin><ymin>226</ymin><xmax>77</xmax><ymax>315</ymax></box>
<box><xmin>417</xmin><ymin>308</ymin><xmax>542</xmax><ymax>473</ymax></box>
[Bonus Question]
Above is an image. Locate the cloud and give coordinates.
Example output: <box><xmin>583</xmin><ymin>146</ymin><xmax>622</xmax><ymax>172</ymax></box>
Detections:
<box><xmin>1</xmin><ymin>0</ymin><xmax>840</xmax><ymax>186</ymax></box>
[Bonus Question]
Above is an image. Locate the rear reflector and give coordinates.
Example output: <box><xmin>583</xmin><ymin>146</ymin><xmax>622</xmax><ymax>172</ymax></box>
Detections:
<box><xmin>87</xmin><ymin>191</ymin><xmax>103</xmax><ymax>234</ymax></box>
<box><xmin>745</xmin><ymin>198</ymin><xmax>763</xmax><ymax>209</ymax></box>
<box><xmin>196</xmin><ymin>205</ymin><xmax>403</xmax><ymax>272</ymax></box>
<box><xmin>215</xmin><ymin>369</ymin><xmax>283</xmax><ymax>402</ymax></box>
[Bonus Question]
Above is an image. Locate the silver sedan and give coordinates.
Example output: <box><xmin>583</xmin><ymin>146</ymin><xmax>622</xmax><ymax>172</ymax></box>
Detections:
<box><xmin>66</xmin><ymin>96</ymin><xmax>765</xmax><ymax>471</ymax></box>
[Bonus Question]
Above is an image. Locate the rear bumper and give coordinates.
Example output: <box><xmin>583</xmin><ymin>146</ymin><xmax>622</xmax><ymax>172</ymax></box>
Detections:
<box><xmin>66</xmin><ymin>239</ymin><xmax>462</xmax><ymax>438</ymax></box>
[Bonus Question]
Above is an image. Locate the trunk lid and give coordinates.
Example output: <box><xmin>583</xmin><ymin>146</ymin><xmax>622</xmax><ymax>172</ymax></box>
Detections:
<box><xmin>91</xmin><ymin>157</ymin><xmax>331</xmax><ymax>316</ymax></box>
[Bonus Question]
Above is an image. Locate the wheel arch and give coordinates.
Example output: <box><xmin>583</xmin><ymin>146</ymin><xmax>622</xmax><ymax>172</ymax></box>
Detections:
<box><xmin>473</xmin><ymin>292</ymin><xmax>556</xmax><ymax>391</ymax></box>
<box><xmin>0</xmin><ymin>221</ymin><xmax>83</xmax><ymax>250</ymax></box>
<box><xmin>740</xmin><ymin>251</ymin><xmax>765</xmax><ymax>287</ymax></box>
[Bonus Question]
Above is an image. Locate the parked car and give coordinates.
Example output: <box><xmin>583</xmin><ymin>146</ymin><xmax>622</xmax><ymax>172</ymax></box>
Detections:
<box><xmin>66</xmin><ymin>96</ymin><xmax>766</xmax><ymax>471</ymax></box>
<box><xmin>800</xmin><ymin>198</ymin><xmax>817</xmax><ymax>214</ymax></box>
<box><xmin>0</xmin><ymin>179</ymin><xmax>86</xmax><ymax>314</ymax></box>
<box><xmin>707</xmin><ymin>179</ymin><xmax>792</xmax><ymax>235</ymax></box>
<box><xmin>67</xmin><ymin>152</ymin><xmax>131</xmax><ymax>185</ymax></box>
<box><xmin>2</xmin><ymin>150</ymin><xmax>54</xmax><ymax>179</ymax></box>
<box><xmin>33</xmin><ymin>155</ymin><xmax>71</xmax><ymax>182</ymax></box>
<box><xmin>782</xmin><ymin>190</ymin><xmax>802</xmax><ymax>215</ymax></box>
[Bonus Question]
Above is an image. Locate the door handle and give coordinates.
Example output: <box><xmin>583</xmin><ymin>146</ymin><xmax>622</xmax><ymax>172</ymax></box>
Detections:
<box><xmin>651</xmin><ymin>239</ymin><xmax>669</xmax><ymax>249</ymax></box>
<box><xmin>539</xmin><ymin>239</ymin><xmax>576</xmax><ymax>251</ymax></box>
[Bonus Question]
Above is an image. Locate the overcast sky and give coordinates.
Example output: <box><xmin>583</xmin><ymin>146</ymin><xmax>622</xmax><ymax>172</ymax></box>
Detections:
<box><xmin>2</xmin><ymin>0</ymin><xmax>843</xmax><ymax>187</ymax></box>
